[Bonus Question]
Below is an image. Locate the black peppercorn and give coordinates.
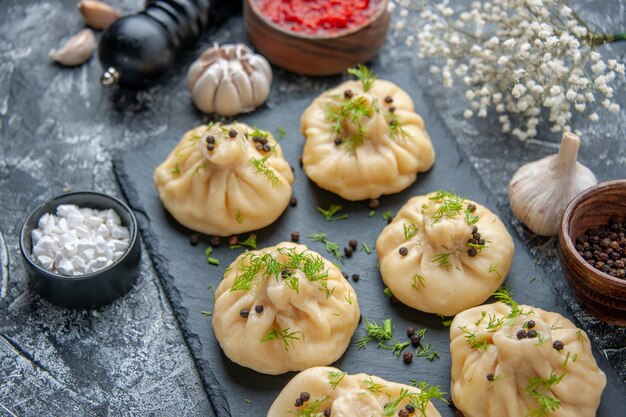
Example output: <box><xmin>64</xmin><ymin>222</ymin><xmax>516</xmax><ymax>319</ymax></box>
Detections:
<box><xmin>300</xmin><ymin>392</ymin><xmax>310</xmax><ymax>402</ymax></box>
<box><xmin>407</xmin><ymin>327</ymin><xmax>415</xmax><ymax>337</ymax></box>
<box><xmin>291</xmin><ymin>231</ymin><xmax>300</xmax><ymax>242</ymax></box>
<box><xmin>526</xmin><ymin>320</ymin><xmax>536</xmax><ymax>329</ymax></box>
<box><xmin>323</xmin><ymin>408</ymin><xmax>331</xmax><ymax>417</ymax></box>
<box><xmin>262</xmin><ymin>144</ymin><xmax>271</xmax><ymax>152</ymax></box>
<box><xmin>516</xmin><ymin>329</ymin><xmax>527</xmax><ymax>339</ymax></box>
<box><xmin>352</xmin><ymin>274</ymin><xmax>360</xmax><ymax>282</ymax></box>
<box><xmin>349</xmin><ymin>239</ymin><xmax>358</xmax><ymax>249</ymax></box>
<box><xmin>344</xmin><ymin>89</ymin><xmax>353</xmax><ymax>99</ymax></box>
<box><xmin>252</xmin><ymin>135</ymin><xmax>261</xmax><ymax>142</ymax></box>
<box><xmin>228</xmin><ymin>129</ymin><xmax>237</xmax><ymax>138</ymax></box>
<box><xmin>255</xmin><ymin>143</ymin><xmax>264</xmax><ymax>151</ymax></box>
<box><xmin>467</xmin><ymin>247</ymin><xmax>478</xmax><ymax>257</ymax></box>
<box><xmin>527</xmin><ymin>329</ymin><xmax>538</xmax><ymax>338</ymax></box>
<box><xmin>290</xmin><ymin>197</ymin><xmax>298</xmax><ymax>207</ymax></box>
<box><xmin>398</xmin><ymin>409</ymin><xmax>409</xmax><ymax>417</ymax></box>
<box><xmin>472</xmin><ymin>226</ymin><xmax>478</xmax><ymax>234</ymax></box>
<box><xmin>384</xmin><ymin>95</ymin><xmax>393</xmax><ymax>103</ymax></box>
<box><xmin>403</xmin><ymin>351</ymin><xmax>413</xmax><ymax>364</ymax></box>
<box><xmin>344</xmin><ymin>246</ymin><xmax>353</xmax><ymax>257</ymax></box>
<box><xmin>405</xmin><ymin>404</ymin><xmax>415</xmax><ymax>414</ymax></box>
<box><xmin>369</xmin><ymin>198</ymin><xmax>380</xmax><ymax>209</ymax></box>
<box><xmin>553</xmin><ymin>340</ymin><xmax>564</xmax><ymax>351</ymax></box>
<box><xmin>294</xmin><ymin>398</ymin><xmax>303</xmax><ymax>407</ymax></box>
<box><xmin>255</xmin><ymin>305</ymin><xmax>264</xmax><ymax>314</ymax></box>
<box><xmin>239</xmin><ymin>309</ymin><xmax>249</xmax><ymax>318</ymax></box>
<box><xmin>410</xmin><ymin>334</ymin><xmax>422</xmax><ymax>347</ymax></box>
<box><xmin>206</xmin><ymin>143</ymin><xmax>214</xmax><ymax>151</ymax></box>
<box><xmin>486</xmin><ymin>373</ymin><xmax>494</xmax><ymax>381</ymax></box>
<box><xmin>334</xmin><ymin>138</ymin><xmax>342</xmax><ymax>145</ymax></box>
<box><xmin>210</xmin><ymin>236</ymin><xmax>221</xmax><ymax>247</ymax></box>
<box><xmin>389</xmin><ymin>105</ymin><xmax>396</xmax><ymax>113</ymax></box>
<box><xmin>206</xmin><ymin>135</ymin><xmax>215</xmax><ymax>144</ymax></box>
<box><xmin>281</xmin><ymin>270</ymin><xmax>290</xmax><ymax>279</ymax></box>
<box><xmin>189</xmin><ymin>235</ymin><xmax>199</xmax><ymax>246</ymax></box>
<box><xmin>342</xmin><ymin>272</ymin><xmax>349</xmax><ymax>280</ymax></box>
<box><xmin>467</xmin><ymin>203</ymin><xmax>477</xmax><ymax>213</ymax></box>
<box><xmin>399</xmin><ymin>247</ymin><xmax>409</xmax><ymax>256</ymax></box>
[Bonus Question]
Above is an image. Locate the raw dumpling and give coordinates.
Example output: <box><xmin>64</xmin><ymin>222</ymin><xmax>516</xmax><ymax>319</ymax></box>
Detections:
<box><xmin>450</xmin><ymin>302</ymin><xmax>607</xmax><ymax>417</ymax></box>
<box><xmin>267</xmin><ymin>366</ymin><xmax>443</xmax><ymax>417</ymax></box>
<box><xmin>212</xmin><ymin>242</ymin><xmax>360</xmax><ymax>375</ymax></box>
<box><xmin>154</xmin><ymin>122</ymin><xmax>293</xmax><ymax>236</ymax></box>
<box><xmin>300</xmin><ymin>78</ymin><xmax>435</xmax><ymax>200</ymax></box>
<box><xmin>376</xmin><ymin>191</ymin><xmax>514</xmax><ymax>316</ymax></box>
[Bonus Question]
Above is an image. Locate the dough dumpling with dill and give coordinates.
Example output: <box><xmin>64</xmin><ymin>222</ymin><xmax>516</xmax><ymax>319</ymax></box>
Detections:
<box><xmin>154</xmin><ymin>122</ymin><xmax>293</xmax><ymax>236</ymax></box>
<box><xmin>212</xmin><ymin>242</ymin><xmax>360</xmax><ymax>375</ymax></box>
<box><xmin>300</xmin><ymin>71</ymin><xmax>435</xmax><ymax>201</ymax></box>
<box><xmin>267</xmin><ymin>366</ymin><xmax>443</xmax><ymax>417</ymax></box>
<box><xmin>450</xmin><ymin>301</ymin><xmax>606</xmax><ymax>417</ymax></box>
<box><xmin>376</xmin><ymin>191</ymin><xmax>514</xmax><ymax>316</ymax></box>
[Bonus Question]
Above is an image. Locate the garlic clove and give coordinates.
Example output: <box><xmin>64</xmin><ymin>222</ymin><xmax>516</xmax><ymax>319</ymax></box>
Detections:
<box><xmin>49</xmin><ymin>29</ymin><xmax>96</xmax><ymax>67</ymax></box>
<box><xmin>508</xmin><ymin>132</ymin><xmax>598</xmax><ymax>236</ymax></box>
<box><xmin>78</xmin><ymin>0</ymin><xmax>121</xmax><ymax>30</ymax></box>
<box><xmin>230</xmin><ymin>68</ymin><xmax>255</xmax><ymax>113</ymax></box>
<box><xmin>214</xmin><ymin>78</ymin><xmax>244</xmax><ymax>117</ymax></box>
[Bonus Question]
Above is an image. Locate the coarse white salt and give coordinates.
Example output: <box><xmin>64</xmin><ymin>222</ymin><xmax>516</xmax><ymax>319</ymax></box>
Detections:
<box><xmin>31</xmin><ymin>204</ymin><xmax>131</xmax><ymax>276</ymax></box>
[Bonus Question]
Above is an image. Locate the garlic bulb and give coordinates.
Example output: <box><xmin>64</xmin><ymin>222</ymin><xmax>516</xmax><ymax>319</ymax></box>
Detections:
<box><xmin>187</xmin><ymin>43</ymin><xmax>272</xmax><ymax>117</ymax></box>
<box><xmin>508</xmin><ymin>132</ymin><xmax>597</xmax><ymax>236</ymax></box>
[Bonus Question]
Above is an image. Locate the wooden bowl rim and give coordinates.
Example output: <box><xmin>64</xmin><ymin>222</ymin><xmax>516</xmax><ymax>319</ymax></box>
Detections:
<box><xmin>560</xmin><ymin>179</ymin><xmax>626</xmax><ymax>289</ymax></box>
<box><xmin>245</xmin><ymin>0</ymin><xmax>390</xmax><ymax>41</ymax></box>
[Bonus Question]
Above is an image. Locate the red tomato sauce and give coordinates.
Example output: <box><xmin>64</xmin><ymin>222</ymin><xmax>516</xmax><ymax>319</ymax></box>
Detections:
<box><xmin>256</xmin><ymin>0</ymin><xmax>381</xmax><ymax>35</ymax></box>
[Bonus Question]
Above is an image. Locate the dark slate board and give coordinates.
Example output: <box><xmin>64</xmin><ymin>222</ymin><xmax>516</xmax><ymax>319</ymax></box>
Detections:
<box><xmin>114</xmin><ymin>67</ymin><xmax>625</xmax><ymax>417</ymax></box>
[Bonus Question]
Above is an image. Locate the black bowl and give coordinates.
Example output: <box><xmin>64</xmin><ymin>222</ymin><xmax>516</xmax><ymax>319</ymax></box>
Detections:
<box><xmin>19</xmin><ymin>191</ymin><xmax>141</xmax><ymax>309</ymax></box>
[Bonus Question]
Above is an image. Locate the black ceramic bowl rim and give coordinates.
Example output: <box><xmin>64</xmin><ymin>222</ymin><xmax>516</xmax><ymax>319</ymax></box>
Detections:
<box><xmin>560</xmin><ymin>179</ymin><xmax>626</xmax><ymax>288</ymax></box>
<box><xmin>19</xmin><ymin>191</ymin><xmax>139</xmax><ymax>283</ymax></box>
<box><xmin>246</xmin><ymin>0</ymin><xmax>389</xmax><ymax>40</ymax></box>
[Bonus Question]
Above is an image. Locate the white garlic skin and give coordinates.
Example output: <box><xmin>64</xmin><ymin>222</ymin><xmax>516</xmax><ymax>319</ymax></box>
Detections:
<box><xmin>508</xmin><ymin>132</ymin><xmax>597</xmax><ymax>236</ymax></box>
<box><xmin>187</xmin><ymin>43</ymin><xmax>272</xmax><ymax>117</ymax></box>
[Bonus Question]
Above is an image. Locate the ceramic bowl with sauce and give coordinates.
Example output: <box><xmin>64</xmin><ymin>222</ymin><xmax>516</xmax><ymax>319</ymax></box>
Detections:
<box><xmin>244</xmin><ymin>0</ymin><xmax>390</xmax><ymax>76</ymax></box>
<box><xmin>558</xmin><ymin>180</ymin><xmax>626</xmax><ymax>326</ymax></box>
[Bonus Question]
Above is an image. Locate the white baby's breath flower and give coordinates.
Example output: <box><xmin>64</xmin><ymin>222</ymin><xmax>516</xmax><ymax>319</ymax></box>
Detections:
<box><xmin>589</xmin><ymin>112</ymin><xmax>599</xmax><ymax>121</ymax></box>
<box><xmin>463</xmin><ymin>109</ymin><xmax>473</xmax><ymax>118</ymax></box>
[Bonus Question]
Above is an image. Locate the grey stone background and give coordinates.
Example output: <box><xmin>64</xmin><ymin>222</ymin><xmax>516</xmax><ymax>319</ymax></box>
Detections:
<box><xmin>0</xmin><ymin>0</ymin><xmax>624</xmax><ymax>416</ymax></box>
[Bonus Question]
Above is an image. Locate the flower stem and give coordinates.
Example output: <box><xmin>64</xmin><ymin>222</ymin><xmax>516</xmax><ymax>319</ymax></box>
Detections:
<box><xmin>587</xmin><ymin>33</ymin><xmax>626</xmax><ymax>46</ymax></box>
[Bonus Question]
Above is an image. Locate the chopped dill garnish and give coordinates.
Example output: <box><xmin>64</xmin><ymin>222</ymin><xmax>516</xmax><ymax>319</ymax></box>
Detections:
<box><xmin>576</xmin><ymin>329</ymin><xmax>588</xmax><ymax>343</ymax></box>
<box><xmin>382</xmin><ymin>388</ymin><xmax>410</xmax><ymax>416</ymax></box>
<box><xmin>308</xmin><ymin>232</ymin><xmax>344</xmax><ymax>262</ymax></box>
<box><xmin>407</xmin><ymin>381</ymin><xmax>448</xmax><ymax>417</ymax></box>
<box><xmin>170</xmin><ymin>165</ymin><xmax>181</xmax><ymax>174</ymax></box>
<box><xmin>205</xmin><ymin>247</ymin><xmax>219</xmax><ymax>266</ymax></box>
<box><xmin>403</xmin><ymin>222</ymin><xmax>419</xmax><ymax>241</ymax></box>
<box><xmin>194</xmin><ymin>161</ymin><xmax>207</xmax><ymax>175</ymax></box>
<box><xmin>347</xmin><ymin>64</ymin><xmax>377</xmax><ymax>91</ymax></box>
<box><xmin>275</xmin><ymin>126</ymin><xmax>287</xmax><ymax>139</ymax></box>
<box><xmin>485</xmin><ymin>313</ymin><xmax>505</xmax><ymax>330</ymax></box>
<box><xmin>200</xmin><ymin>310</ymin><xmax>212</xmax><ymax>317</ymax></box>
<box><xmin>291</xmin><ymin>396</ymin><xmax>329</xmax><ymax>417</ymax></box>
<box><xmin>415</xmin><ymin>342</ymin><xmax>440</xmax><ymax>361</ymax></box>
<box><xmin>250</xmin><ymin>126</ymin><xmax>270</xmax><ymax>140</ymax></box>
<box><xmin>412</xmin><ymin>273</ymin><xmax>426</xmax><ymax>290</ymax></box>
<box><xmin>361</xmin><ymin>242</ymin><xmax>372</xmax><ymax>254</ymax></box>
<box><xmin>464</xmin><ymin>205</ymin><xmax>479</xmax><ymax>224</ymax></box>
<box><xmin>459</xmin><ymin>326</ymin><xmax>490</xmax><ymax>350</ymax></box>
<box><xmin>488</xmin><ymin>263</ymin><xmax>503</xmax><ymax>279</ymax></box>
<box><xmin>327</xmin><ymin>370</ymin><xmax>347</xmax><ymax>390</ymax></box>
<box><xmin>442</xmin><ymin>319</ymin><xmax>453</xmax><ymax>327</ymax></box>
<box><xmin>386</xmin><ymin>112</ymin><xmax>409</xmax><ymax>139</ymax></box>
<box><xmin>383</xmin><ymin>287</ymin><xmax>394</xmax><ymax>298</ymax></box>
<box><xmin>325</xmin><ymin>95</ymin><xmax>376</xmax><ymax>153</ymax></box>
<box><xmin>491</xmin><ymin>286</ymin><xmax>533</xmax><ymax>320</ymax></box>
<box><xmin>283</xmin><ymin>271</ymin><xmax>299</xmax><ymax>293</ymax></box>
<box><xmin>425</xmin><ymin>190</ymin><xmax>480</xmax><ymax>226</ymax></box>
<box><xmin>244</xmin><ymin>399</ymin><xmax>252</xmax><ymax>404</ymax></box>
<box><xmin>368</xmin><ymin>210</ymin><xmax>376</xmax><ymax>217</ymax></box>
<box><xmin>523</xmin><ymin>372</ymin><xmax>566</xmax><ymax>417</ymax></box>
<box><xmin>316</xmin><ymin>204</ymin><xmax>349</xmax><ymax>221</ymax></box>
<box><xmin>356</xmin><ymin>318</ymin><xmax>410</xmax><ymax>357</ymax></box>
<box><xmin>361</xmin><ymin>377</ymin><xmax>386</xmax><ymax>395</ymax></box>
<box><xmin>250</xmin><ymin>156</ymin><xmax>281</xmax><ymax>187</ymax></box>
<box><xmin>344</xmin><ymin>291</ymin><xmax>354</xmax><ymax>304</ymax></box>
<box><xmin>235</xmin><ymin>209</ymin><xmax>245</xmax><ymax>224</ymax></box>
<box><xmin>260</xmin><ymin>327</ymin><xmax>304</xmax><ymax>351</ymax></box>
<box><xmin>382</xmin><ymin>210</ymin><xmax>394</xmax><ymax>221</ymax></box>
<box><xmin>432</xmin><ymin>252</ymin><xmax>452</xmax><ymax>268</ymax></box>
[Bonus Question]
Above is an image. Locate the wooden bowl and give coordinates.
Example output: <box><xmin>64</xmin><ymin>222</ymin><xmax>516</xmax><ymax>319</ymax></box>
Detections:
<box><xmin>243</xmin><ymin>0</ymin><xmax>390</xmax><ymax>76</ymax></box>
<box><xmin>558</xmin><ymin>180</ymin><xmax>626</xmax><ymax>326</ymax></box>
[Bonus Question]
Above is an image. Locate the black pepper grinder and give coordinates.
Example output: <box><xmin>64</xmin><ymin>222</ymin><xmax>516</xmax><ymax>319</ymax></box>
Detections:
<box><xmin>98</xmin><ymin>0</ymin><xmax>241</xmax><ymax>88</ymax></box>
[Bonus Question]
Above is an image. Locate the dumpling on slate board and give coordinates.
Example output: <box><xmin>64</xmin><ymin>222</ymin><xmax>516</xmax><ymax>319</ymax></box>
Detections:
<box><xmin>450</xmin><ymin>302</ymin><xmax>606</xmax><ymax>417</ymax></box>
<box><xmin>212</xmin><ymin>242</ymin><xmax>360</xmax><ymax>375</ymax></box>
<box><xmin>376</xmin><ymin>190</ymin><xmax>514</xmax><ymax>316</ymax></box>
<box><xmin>267</xmin><ymin>366</ymin><xmax>443</xmax><ymax>417</ymax></box>
<box><xmin>154</xmin><ymin>122</ymin><xmax>293</xmax><ymax>236</ymax></box>
<box><xmin>300</xmin><ymin>77</ymin><xmax>435</xmax><ymax>201</ymax></box>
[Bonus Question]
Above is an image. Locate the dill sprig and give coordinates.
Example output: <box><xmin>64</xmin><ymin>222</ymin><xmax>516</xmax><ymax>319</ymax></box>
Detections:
<box><xmin>356</xmin><ymin>318</ymin><xmax>410</xmax><ymax>357</ymax></box>
<box><xmin>260</xmin><ymin>327</ymin><xmax>304</xmax><ymax>351</ymax></box>
<box><xmin>250</xmin><ymin>156</ymin><xmax>281</xmax><ymax>187</ymax></box>
<box><xmin>325</xmin><ymin>95</ymin><xmax>376</xmax><ymax>153</ymax></box>
<box><xmin>235</xmin><ymin>209</ymin><xmax>245</xmax><ymax>224</ymax></box>
<box><xmin>361</xmin><ymin>242</ymin><xmax>372</xmax><ymax>254</ymax></box>
<box><xmin>412</xmin><ymin>273</ymin><xmax>426</xmax><ymax>290</ymax></box>
<box><xmin>361</xmin><ymin>377</ymin><xmax>386</xmax><ymax>395</ymax></box>
<box><xmin>431</xmin><ymin>252</ymin><xmax>452</xmax><ymax>268</ymax></box>
<box><xmin>316</xmin><ymin>204</ymin><xmax>349</xmax><ymax>221</ymax></box>
<box><xmin>309</xmin><ymin>232</ymin><xmax>344</xmax><ymax>262</ymax></box>
<box><xmin>275</xmin><ymin>126</ymin><xmax>287</xmax><ymax>139</ymax></box>
<box><xmin>327</xmin><ymin>370</ymin><xmax>347</xmax><ymax>390</ymax></box>
<box><xmin>230</xmin><ymin>234</ymin><xmax>257</xmax><ymax>249</ymax></box>
<box><xmin>382</xmin><ymin>210</ymin><xmax>394</xmax><ymax>221</ymax></box>
<box><xmin>491</xmin><ymin>286</ymin><xmax>532</xmax><ymax>320</ymax></box>
<box><xmin>403</xmin><ymin>222</ymin><xmax>419</xmax><ymax>241</ymax></box>
<box><xmin>407</xmin><ymin>381</ymin><xmax>448</xmax><ymax>417</ymax></box>
<box><xmin>386</xmin><ymin>112</ymin><xmax>409</xmax><ymax>139</ymax></box>
<box><xmin>170</xmin><ymin>165</ymin><xmax>181</xmax><ymax>175</ymax></box>
<box><xmin>523</xmin><ymin>372</ymin><xmax>566</xmax><ymax>417</ymax></box>
<box><xmin>347</xmin><ymin>64</ymin><xmax>377</xmax><ymax>91</ymax></box>
<box><xmin>425</xmin><ymin>190</ymin><xmax>480</xmax><ymax>226</ymax></box>
<box><xmin>415</xmin><ymin>342</ymin><xmax>440</xmax><ymax>361</ymax></box>
<box><xmin>459</xmin><ymin>326</ymin><xmax>490</xmax><ymax>350</ymax></box>
<box><xmin>291</xmin><ymin>396</ymin><xmax>329</xmax><ymax>417</ymax></box>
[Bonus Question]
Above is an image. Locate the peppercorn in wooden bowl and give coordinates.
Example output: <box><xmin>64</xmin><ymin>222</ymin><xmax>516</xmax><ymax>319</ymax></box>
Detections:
<box><xmin>558</xmin><ymin>180</ymin><xmax>626</xmax><ymax>326</ymax></box>
<box><xmin>243</xmin><ymin>0</ymin><xmax>390</xmax><ymax>76</ymax></box>
<box><xmin>19</xmin><ymin>191</ymin><xmax>141</xmax><ymax>309</ymax></box>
